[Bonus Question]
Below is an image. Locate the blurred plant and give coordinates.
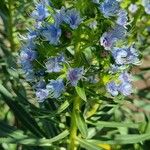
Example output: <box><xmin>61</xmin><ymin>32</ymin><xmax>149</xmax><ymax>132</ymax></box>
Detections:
<box><xmin>0</xmin><ymin>0</ymin><xmax>150</xmax><ymax>150</ymax></box>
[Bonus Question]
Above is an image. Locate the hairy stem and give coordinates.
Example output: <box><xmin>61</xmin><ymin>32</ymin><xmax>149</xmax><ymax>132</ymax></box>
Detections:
<box><xmin>68</xmin><ymin>96</ymin><xmax>81</xmax><ymax>150</ymax></box>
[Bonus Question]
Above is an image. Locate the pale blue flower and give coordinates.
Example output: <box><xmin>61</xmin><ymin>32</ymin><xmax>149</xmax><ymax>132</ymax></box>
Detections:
<box><xmin>128</xmin><ymin>4</ymin><xmax>138</xmax><ymax>13</ymax></box>
<box><xmin>100</xmin><ymin>0</ymin><xmax>120</xmax><ymax>18</ymax></box>
<box><xmin>118</xmin><ymin>82</ymin><xmax>132</xmax><ymax>96</ymax></box>
<box><xmin>20</xmin><ymin>60</ymin><xmax>33</xmax><ymax>73</ymax></box>
<box><xmin>25</xmin><ymin>69</ymin><xmax>35</xmax><ymax>82</ymax></box>
<box><xmin>46</xmin><ymin>79</ymin><xmax>65</xmax><ymax>98</ymax></box>
<box><xmin>142</xmin><ymin>0</ymin><xmax>150</xmax><ymax>14</ymax></box>
<box><xmin>119</xmin><ymin>72</ymin><xmax>132</xmax><ymax>83</ymax></box>
<box><xmin>117</xmin><ymin>10</ymin><xmax>128</xmax><ymax>27</ymax></box>
<box><xmin>63</xmin><ymin>9</ymin><xmax>82</xmax><ymax>29</ymax></box>
<box><xmin>36</xmin><ymin>89</ymin><xmax>49</xmax><ymax>102</ymax></box>
<box><xmin>106</xmin><ymin>82</ymin><xmax>119</xmax><ymax>96</ymax></box>
<box><xmin>45</xmin><ymin>54</ymin><xmax>65</xmax><ymax>73</ymax></box>
<box><xmin>21</xmin><ymin>30</ymin><xmax>37</xmax><ymax>41</ymax></box>
<box><xmin>112</xmin><ymin>45</ymin><xmax>139</xmax><ymax>65</ymax></box>
<box><xmin>27</xmin><ymin>30</ymin><xmax>37</xmax><ymax>40</ymax></box>
<box><xmin>35</xmin><ymin>69</ymin><xmax>46</xmax><ymax>77</ymax></box>
<box><xmin>106</xmin><ymin>72</ymin><xmax>133</xmax><ymax>96</ymax></box>
<box><xmin>67</xmin><ymin>67</ymin><xmax>84</xmax><ymax>86</ymax></box>
<box><xmin>100</xmin><ymin>25</ymin><xmax>126</xmax><ymax>50</ymax></box>
<box><xmin>35</xmin><ymin>80</ymin><xmax>47</xmax><ymax>90</ymax></box>
<box><xmin>31</xmin><ymin>2</ymin><xmax>49</xmax><ymax>21</ymax></box>
<box><xmin>109</xmin><ymin>64</ymin><xmax>126</xmax><ymax>74</ymax></box>
<box><xmin>54</xmin><ymin>7</ymin><xmax>66</xmax><ymax>27</ymax></box>
<box><xmin>42</xmin><ymin>24</ymin><xmax>62</xmax><ymax>45</ymax></box>
<box><xmin>20</xmin><ymin>49</ymin><xmax>37</xmax><ymax>61</ymax></box>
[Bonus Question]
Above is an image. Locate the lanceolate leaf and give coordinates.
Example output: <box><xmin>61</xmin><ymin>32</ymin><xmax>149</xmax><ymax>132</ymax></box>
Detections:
<box><xmin>75</xmin><ymin>86</ymin><xmax>87</xmax><ymax>102</ymax></box>
<box><xmin>56</xmin><ymin>100</ymin><xmax>70</xmax><ymax>114</ymax></box>
<box><xmin>76</xmin><ymin>137</ymin><xmax>104</xmax><ymax>150</ymax></box>
<box><xmin>75</xmin><ymin>110</ymin><xmax>88</xmax><ymax>138</ymax></box>
<box><xmin>86</xmin><ymin>120</ymin><xmax>140</xmax><ymax>129</ymax></box>
<box><xmin>0</xmin><ymin>130</ymin><xmax>69</xmax><ymax>146</ymax></box>
<box><xmin>0</xmin><ymin>84</ymin><xmax>46</xmax><ymax>138</ymax></box>
<box><xmin>84</xmin><ymin>133</ymin><xmax>150</xmax><ymax>145</ymax></box>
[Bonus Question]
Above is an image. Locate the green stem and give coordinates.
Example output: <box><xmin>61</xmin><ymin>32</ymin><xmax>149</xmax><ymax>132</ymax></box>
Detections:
<box><xmin>68</xmin><ymin>96</ymin><xmax>81</xmax><ymax>150</ymax></box>
<box><xmin>8</xmin><ymin>0</ymin><xmax>15</xmax><ymax>51</ymax></box>
<box><xmin>68</xmin><ymin>42</ymin><xmax>82</xmax><ymax>150</ymax></box>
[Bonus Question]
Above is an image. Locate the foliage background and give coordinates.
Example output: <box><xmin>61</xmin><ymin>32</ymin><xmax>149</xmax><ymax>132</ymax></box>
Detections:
<box><xmin>0</xmin><ymin>0</ymin><xmax>150</xmax><ymax>150</ymax></box>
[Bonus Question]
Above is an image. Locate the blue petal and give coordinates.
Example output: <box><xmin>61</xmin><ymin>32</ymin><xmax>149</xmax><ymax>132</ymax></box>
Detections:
<box><xmin>67</xmin><ymin>67</ymin><xmax>84</xmax><ymax>86</ymax></box>
<box><xmin>46</xmin><ymin>79</ymin><xmax>65</xmax><ymax>98</ymax></box>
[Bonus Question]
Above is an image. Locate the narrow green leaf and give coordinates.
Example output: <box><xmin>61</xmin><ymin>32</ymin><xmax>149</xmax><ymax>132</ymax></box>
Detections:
<box><xmin>86</xmin><ymin>120</ymin><xmax>140</xmax><ymax>128</ymax></box>
<box><xmin>0</xmin><ymin>121</ymin><xmax>27</xmax><ymax>138</ymax></box>
<box><xmin>75</xmin><ymin>86</ymin><xmax>87</xmax><ymax>102</ymax></box>
<box><xmin>75</xmin><ymin>111</ymin><xmax>88</xmax><ymax>138</ymax></box>
<box><xmin>85</xmin><ymin>133</ymin><xmax>150</xmax><ymax>145</ymax></box>
<box><xmin>114</xmin><ymin>133</ymin><xmax>150</xmax><ymax>144</ymax></box>
<box><xmin>0</xmin><ymin>130</ymin><xmax>69</xmax><ymax>146</ymax></box>
<box><xmin>77</xmin><ymin>137</ymin><xmax>103</xmax><ymax>150</ymax></box>
<box><xmin>57</xmin><ymin>100</ymin><xmax>70</xmax><ymax>114</ymax></box>
<box><xmin>0</xmin><ymin>84</ymin><xmax>46</xmax><ymax>138</ymax></box>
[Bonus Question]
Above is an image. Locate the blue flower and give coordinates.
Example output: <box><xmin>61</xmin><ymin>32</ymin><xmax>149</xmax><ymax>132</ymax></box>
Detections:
<box><xmin>142</xmin><ymin>0</ymin><xmax>150</xmax><ymax>14</ymax></box>
<box><xmin>42</xmin><ymin>24</ymin><xmax>62</xmax><ymax>45</ymax></box>
<box><xmin>35</xmin><ymin>69</ymin><xmax>46</xmax><ymax>77</ymax></box>
<box><xmin>63</xmin><ymin>9</ymin><xmax>82</xmax><ymax>29</ymax></box>
<box><xmin>46</xmin><ymin>79</ymin><xmax>65</xmax><ymax>98</ymax></box>
<box><xmin>20</xmin><ymin>60</ymin><xmax>33</xmax><ymax>73</ymax></box>
<box><xmin>112</xmin><ymin>45</ymin><xmax>139</xmax><ymax>65</ymax></box>
<box><xmin>36</xmin><ymin>89</ymin><xmax>49</xmax><ymax>102</ymax></box>
<box><xmin>54</xmin><ymin>7</ymin><xmax>66</xmax><ymax>27</ymax></box>
<box><xmin>109</xmin><ymin>64</ymin><xmax>126</xmax><ymax>74</ymax></box>
<box><xmin>128</xmin><ymin>4</ymin><xmax>138</xmax><ymax>14</ymax></box>
<box><xmin>106</xmin><ymin>72</ymin><xmax>133</xmax><ymax>96</ymax></box>
<box><xmin>116</xmin><ymin>10</ymin><xmax>128</xmax><ymax>27</ymax></box>
<box><xmin>118</xmin><ymin>72</ymin><xmax>133</xmax><ymax>97</ymax></box>
<box><xmin>35</xmin><ymin>80</ymin><xmax>47</xmax><ymax>90</ymax></box>
<box><xmin>21</xmin><ymin>30</ymin><xmax>37</xmax><ymax>41</ymax></box>
<box><xmin>118</xmin><ymin>82</ymin><xmax>132</xmax><ymax>96</ymax></box>
<box><xmin>20</xmin><ymin>49</ymin><xmax>37</xmax><ymax>61</ymax></box>
<box><xmin>67</xmin><ymin>67</ymin><xmax>84</xmax><ymax>86</ymax></box>
<box><xmin>119</xmin><ymin>72</ymin><xmax>132</xmax><ymax>83</ymax></box>
<box><xmin>27</xmin><ymin>30</ymin><xmax>37</xmax><ymax>40</ymax></box>
<box><xmin>31</xmin><ymin>2</ymin><xmax>49</xmax><ymax>22</ymax></box>
<box><xmin>106</xmin><ymin>82</ymin><xmax>119</xmax><ymax>96</ymax></box>
<box><xmin>100</xmin><ymin>0</ymin><xmax>120</xmax><ymax>18</ymax></box>
<box><xmin>100</xmin><ymin>25</ymin><xmax>126</xmax><ymax>50</ymax></box>
<box><xmin>45</xmin><ymin>54</ymin><xmax>65</xmax><ymax>73</ymax></box>
<box><xmin>25</xmin><ymin>70</ymin><xmax>35</xmax><ymax>82</ymax></box>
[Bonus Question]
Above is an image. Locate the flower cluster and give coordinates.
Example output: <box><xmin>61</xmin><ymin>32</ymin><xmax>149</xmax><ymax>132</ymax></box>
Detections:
<box><xmin>19</xmin><ymin>0</ymin><xmax>141</xmax><ymax>102</ymax></box>
<box><xmin>19</xmin><ymin>1</ymin><xmax>84</xmax><ymax>102</ymax></box>
<box><xmin>99</xmin><ymin>0</ymin><xmax>140</xmax><ymax>96</ymax></box>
